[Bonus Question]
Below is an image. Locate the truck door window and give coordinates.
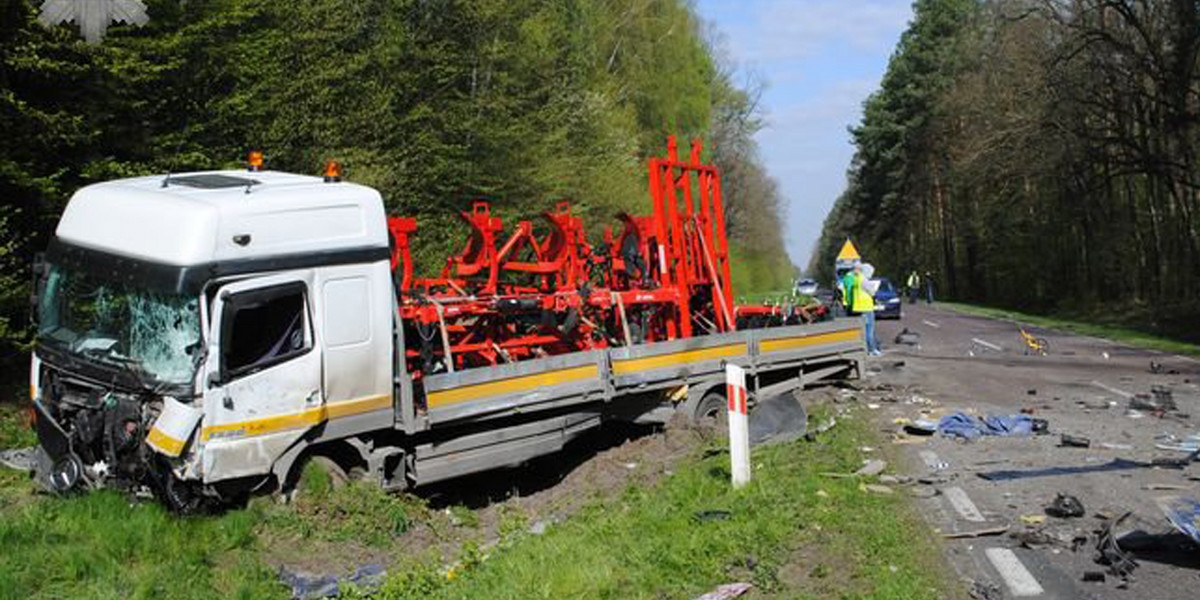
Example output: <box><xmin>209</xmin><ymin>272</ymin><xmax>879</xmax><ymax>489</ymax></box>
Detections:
<box><xmin>221</xmin><ymin>283</ymin><xmax>310</xmax><ymax>380</ymax></box>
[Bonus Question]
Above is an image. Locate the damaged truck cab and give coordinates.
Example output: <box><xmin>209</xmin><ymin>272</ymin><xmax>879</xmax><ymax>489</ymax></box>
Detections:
<box><xmin>32</xmin><ymin>170</ymin><xmax>395</xmax><ymax>506</ymax></box>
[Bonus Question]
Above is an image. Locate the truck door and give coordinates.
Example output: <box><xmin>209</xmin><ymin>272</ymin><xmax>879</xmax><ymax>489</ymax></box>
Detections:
<box><xmin>201</xmin><ymin>272</ymin><xmax>323</xmax><ymax>482</ymax></box>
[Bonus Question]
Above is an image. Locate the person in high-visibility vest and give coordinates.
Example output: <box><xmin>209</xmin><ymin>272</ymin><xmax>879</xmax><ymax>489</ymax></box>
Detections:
<box><xmin>906</xmin><ymin>270</ymin><xmax>920</xmax><ymax>304</ymax></box>
<box><xmin>844</xmin><ymin>264</ymin><xmax>881</xmax><ymax>355</ymax></box>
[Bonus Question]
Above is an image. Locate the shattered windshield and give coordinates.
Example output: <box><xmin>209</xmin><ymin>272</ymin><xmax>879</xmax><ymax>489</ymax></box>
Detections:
<box><xmin>37</xmin><ymin>263</ymin><xmax>202</xmax><ymax>387</ymax></box>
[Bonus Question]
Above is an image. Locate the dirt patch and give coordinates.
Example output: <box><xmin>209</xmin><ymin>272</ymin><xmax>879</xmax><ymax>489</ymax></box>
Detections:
<box><xmin>258</xmin><ymin>418</ymin><xmax>712</xmax><ymax>577</ymax></box>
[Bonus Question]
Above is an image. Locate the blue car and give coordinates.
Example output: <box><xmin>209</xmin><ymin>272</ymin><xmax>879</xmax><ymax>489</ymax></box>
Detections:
<box><xmin>872</xmin><ymin>277</ymin><xmax>902</xmax><ymax>319</ymax></box>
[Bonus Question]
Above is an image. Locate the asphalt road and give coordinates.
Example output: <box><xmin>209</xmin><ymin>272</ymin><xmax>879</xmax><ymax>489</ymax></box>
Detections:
<box><xmin>867</xmin><ymin>303</ymin><xmax>1200</xmax><ymax>600</ymax></box>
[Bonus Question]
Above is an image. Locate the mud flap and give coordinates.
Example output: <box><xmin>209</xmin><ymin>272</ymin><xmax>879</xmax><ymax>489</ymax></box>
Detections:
<box><xmin>748</xmin><ymin>391</ymin><xmax>808</xmax><ymax>446</ymax></box>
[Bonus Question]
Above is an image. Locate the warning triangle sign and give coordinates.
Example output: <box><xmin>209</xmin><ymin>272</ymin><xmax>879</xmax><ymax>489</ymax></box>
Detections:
<box><xmin>836</xmin><ymin>239</ymin><xmax>860</xmax><ymax>261</ymax></box>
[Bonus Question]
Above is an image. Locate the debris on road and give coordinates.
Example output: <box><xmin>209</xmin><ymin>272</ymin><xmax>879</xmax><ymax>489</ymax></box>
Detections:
<box><xmin>1094</xmin><ymin>512</ymin><xmax>1139</xmax><ymax>580</ymax></box>
<box><xmin>1059</xmin><ymin>434</ymin><xmax>1090</xmax><ymax>448</ymax></box>
<box><xmin>1019</xmin><ymin>515</ymin><xmax>1046</xmax><ymax>525</ymax></box>
<box><xmin>1156</xmin><ymin>496</ymin><xmax>1200</xmax><ymax>545</ymax></box>
<box><xmin>1045</xmin><ymin>493</ymin><xmax>1086</xmax><ymax>518</ymax></box>
<box><xmin>942</xmin><ymin>526</ymin><xmax>1008</xmax><ymax>539</ymax></box>
<box><xmin>966</xmin><ymin>579</ymin><xmax>1001</xmax><ymax>600</ymax></box>
<box><xmin>936</xmin><ymin>412</ymin><xmax>1044</xmax><ymax>441</ymax></box>
<box><xmin>1082</xmin><ymin>571</ymin><xmax>1106</xmax><ymax>582</ymax></box>
<box><xmin>894</xmin><ymin>328</ymin><xmax>921</xmax><ymax>346</ymax></box>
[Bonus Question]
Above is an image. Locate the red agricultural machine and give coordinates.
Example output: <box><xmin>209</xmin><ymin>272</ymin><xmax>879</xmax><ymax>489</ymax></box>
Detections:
<box><xmin>387</xmin><ymin>137</ymin><xmax>820</xmax><ymax>377</ymax></box>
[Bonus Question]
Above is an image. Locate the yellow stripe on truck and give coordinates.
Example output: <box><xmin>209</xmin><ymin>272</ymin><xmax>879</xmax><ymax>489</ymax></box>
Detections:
<box><xmin>426</xmin><ymin>365</ymin><xmax>599</xmax><ymax>408</ymax></box>
<box><xmin>611</xmin><ymin>343</ymin><xmax>746</xmax><ymax>375</ymax></box>
<box><xmin>146</xmin><ymin>427</ymin><xmax>187</xmax><ymax>457</ymax></box>
<box><xmin>200</xmin><ymin>394</ymin><xmax>392</xmax><ymax>441</ymax></box>
<box><xmin>759</xmin><ymin>329</ymin><xmax>861</xmax><ymax>353</ymax></box>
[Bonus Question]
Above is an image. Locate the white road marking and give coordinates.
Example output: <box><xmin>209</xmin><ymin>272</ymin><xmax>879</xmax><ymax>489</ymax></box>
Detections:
<box><xmin>921</xmin><ymin>319</ymin><xmax>941</xmax><ymax>329</ymax></box>
<box><xmin>919</xmin><ymin>450</ymin><xmax>947</xmax><ymax>471</ymax></box>
<box><xmin>985</xmin><ymin>548</ymin><xmax>1044</xmax><ymax>597</ymax></box>
<box><xmin>942</xmin><ymin>486</ymin><xmax>985</xmax><ymax>522</ymax></box>
<box><xmin>971</xmin><ymin>338</ymin><xmax>1003</xmax><ymax>352</ymax></box>
<box><xmin>1091</xmin><ymin>380</ymin><xmax>1133</xmax><ymax>399</ymax></box>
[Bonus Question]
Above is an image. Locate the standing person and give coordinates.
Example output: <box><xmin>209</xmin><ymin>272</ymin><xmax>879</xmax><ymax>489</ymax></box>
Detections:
<box><xmin>924</xmin><ymin>271</ymin><xmax>935</xmax><ymax>304</ymax></box>
<box><xmin>847</xmin><ymin>264</ymin><xmax>881</xmax><ymax>355</ymax></box>
<box><xmin>906</xmin><ymin>270</ymin><xmax>920</xmax><ymax>304</ymax></box>
<box><xmin>840</xmin><ymin>269</ymin><xmax>855</xmax><ymax>315</ymax></box>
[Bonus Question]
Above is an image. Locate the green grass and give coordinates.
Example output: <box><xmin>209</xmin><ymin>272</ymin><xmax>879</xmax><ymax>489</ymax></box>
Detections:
<box><xmin>942</xmin><ymin>302</ymin><xmax>1200</xmax><ymax>357</ymax></box>
<box><xmin>364</xmin><ymin>415</ymin><xmax>951</xmax><ymax>600</ymax></box>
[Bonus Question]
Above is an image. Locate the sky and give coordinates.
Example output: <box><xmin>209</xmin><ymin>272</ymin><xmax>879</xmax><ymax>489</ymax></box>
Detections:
<box><xmin>693</xmin><ymin>0</ymin><xmax>914</xmax><ymax>270</ymax></box>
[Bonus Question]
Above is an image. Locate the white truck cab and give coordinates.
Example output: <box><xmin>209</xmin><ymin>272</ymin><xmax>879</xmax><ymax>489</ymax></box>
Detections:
<box><xmin>32</xmin><ymin>167</ymin><xmax>397</xmax><ymax>503</ymax></box>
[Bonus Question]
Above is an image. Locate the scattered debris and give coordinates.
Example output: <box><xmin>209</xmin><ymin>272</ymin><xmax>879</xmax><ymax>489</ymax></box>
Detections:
<box><xmin>1156</xmin><ymin>496</ymin><xmax>1200</xmax><ymax>545</ymax></box>
<box><xmin>1045</xmin><ymin>493</ymin><xmax>1085</xmax><ymax>518</ymax></box>
<box><xmin>1019</xmin><ymin>514</ymin><xmax>1047</xmax><ymax>525</ymax></box>
<box><xmin>692</xmin><ymin>582</ymin><xmax>753</xmax><ymax>600</ymax></box>
<box><xmin>854</xmin><ymin>459</ymin><xmax>888</xmax><ymax>477</ymax></box>
<box><xmin>937</xmin><ymin>412</ymin><xmax>1044</xmax><ymax>441</ymax></box>
<box><xmin>1059</xmin><ymin>434</ymin><xmax>1090</xmax><ymax>448</ymax></box>
<box><xmin>1094</xmin><ymin>512</ymin><xmax>1138</xmax><ymax>579</ymax></box>
<box><xmin>943</xmin><ymin>526</ymin><xmax>1008</xmax><ymax>539</ymax></box>
<box><xmin>804</xmin><ymin>417</ymin><xmax>837</xmax><ymax>442</ymax></box>
<box><xmin>879</xmin><ymin>474</ymin><xmax>910</xmax><ymax>485</ymax></box>
<box><xmin>1155</xmin><ymin>432</ymin><xmax>1200</xmax><ymax>453</ymax></box>
<box><xmin>815</xmin><ymin>489</ymin><xmax>829</xmax><ymax>499</ymax></box>
<box><xmin>894</xmin><ymin>328</ymin><xmax>921</xmax><ymax>346</ymax></box>
<box><xmin>1129</xmin><ymin>387</ymin><xmax>1177</xmax><ymax>415</ymax></box>
<box><xmin>1082</xmin><ymin>571</ymin><xmax>1106</xmax><ymax>583</ymax></box>
<box><xmin>966</xmin><ymin>579</ymin><xmax>1001</xmax><ymax>600</ymax></box>
<box><xmin>0</xmin><ymin>446</ymin><xmax>38</xmax><ymax>472</ymax></box>
<box><xmin>903</xmin><ymin>419</ymin><xmax>938</xmax><ymax>436</ymax></box>
<box><xmin>1099</xmin><ymin>442</ymin><xmax>1133</xmax><ymax>450</ymax></box>
<box><xmin>279</xmin><ymin>563</ymin><xmax>386</xmax><ymax>600</ymax></box>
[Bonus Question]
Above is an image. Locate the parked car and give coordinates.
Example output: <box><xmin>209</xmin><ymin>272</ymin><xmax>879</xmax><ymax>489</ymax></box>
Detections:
<box><xmin>794</xmin><ymin>277</ymin><xmax>819</xmax><ymax>296</ymax></box>
<box><xmin>872</xmin><ymin>277</ymin><xmax>902</xmax><ymax>319</ymax></box>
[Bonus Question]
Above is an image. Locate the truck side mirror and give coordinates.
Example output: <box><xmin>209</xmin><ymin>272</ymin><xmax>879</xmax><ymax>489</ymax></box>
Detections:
<box><xmin>29</xmin><ymin>252</ymin><xmax>47</xmax><ymax>326</ymax></box>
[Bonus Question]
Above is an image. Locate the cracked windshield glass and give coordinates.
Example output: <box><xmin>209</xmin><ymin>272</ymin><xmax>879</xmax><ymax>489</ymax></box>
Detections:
<box><xmin>37</xmin><ymin>263</ymin><xmax>201</xmax><ymax>386</ymax></box>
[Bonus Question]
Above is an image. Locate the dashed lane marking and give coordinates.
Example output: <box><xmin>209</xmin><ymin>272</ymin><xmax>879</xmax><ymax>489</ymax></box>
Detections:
<box><xmin>971</xmin><ymin>338</ymin><xmax>1003</xmax><ymax>352</ymax></box>
<box><xmin>942</xmin><ymin>486</ymin><xmax>985</xmax><ymax>522</ymax></box>
<box><xmin>921</xmin><ymin>319</ymin><xmax>941</xmax><ymax>329</ymax></box>
<box><xmin>985</xmin><ymin>548</ymin><xmax>1044</xmax><ymax>597</ymax></box>
<box><xmin>1091</xmin><ymin>380</ymin><xmax>1133</xmax><ymax>399</ymax></box>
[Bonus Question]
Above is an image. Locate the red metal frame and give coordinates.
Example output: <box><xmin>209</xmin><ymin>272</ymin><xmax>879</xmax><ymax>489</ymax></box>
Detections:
<box><xmin>385</xmin><ymin>137</ymin><xmax>806</xmax><ymax>378</ymax></box>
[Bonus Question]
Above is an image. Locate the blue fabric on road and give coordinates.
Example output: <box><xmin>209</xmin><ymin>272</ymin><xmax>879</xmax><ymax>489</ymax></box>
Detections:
<box><xmin>937</xmin><ymin>412</ymin><xmax>1035</xmax><ymax>441</ymax></box>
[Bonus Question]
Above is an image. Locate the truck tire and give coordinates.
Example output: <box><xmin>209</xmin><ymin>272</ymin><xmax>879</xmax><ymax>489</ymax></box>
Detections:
<box><xmin>693</xmin><ymin>390</ymin><xmax>728</xmax><ymax>426</ymax></box>
<box><xmin>285</xmin><ymin>455</ymin><xmax>349</xmax><ymax>503</ymax></box>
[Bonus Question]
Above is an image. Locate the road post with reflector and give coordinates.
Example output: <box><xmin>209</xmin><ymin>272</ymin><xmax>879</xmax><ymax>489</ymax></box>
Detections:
<box><xmin>726</xmin><ymin>363</ymin><xmax>750</xmax><ymax>488</ymax></box>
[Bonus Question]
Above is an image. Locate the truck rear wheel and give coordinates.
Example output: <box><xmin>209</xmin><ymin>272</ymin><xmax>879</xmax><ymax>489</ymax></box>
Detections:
<box><xmin>693</xmin><ymin>390</ymin><xmax>728</xmax><ymax>426</ymax></box>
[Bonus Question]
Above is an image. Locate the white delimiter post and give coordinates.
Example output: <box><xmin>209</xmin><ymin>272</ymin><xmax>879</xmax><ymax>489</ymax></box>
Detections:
<box><xmin>726</xmin><ymin>363</ymin><xmax>751</xmax><ymax>488</ymax></box>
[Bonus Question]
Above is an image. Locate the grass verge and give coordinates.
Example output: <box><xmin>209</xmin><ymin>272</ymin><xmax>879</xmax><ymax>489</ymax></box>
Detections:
<box><xmin>364</xmin><ymin>414</ymin><xmax>951</xmax><ymax>600</ymax></box>
<box><xmin>941</xmin><ymin>302</ymin><xmax>1200</xmax><ymax>357</ymax></box>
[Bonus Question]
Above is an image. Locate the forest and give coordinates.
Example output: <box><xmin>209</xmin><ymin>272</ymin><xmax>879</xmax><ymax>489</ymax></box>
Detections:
<box><xmin>813</xmin><ymin>0</ymin><xmax>1200</xmax><ymax>341</ymax></box>
<box><xmin>0</xmin><ymin>0</ymin><xmax>793</xmax><ymax>376</ymax></box>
